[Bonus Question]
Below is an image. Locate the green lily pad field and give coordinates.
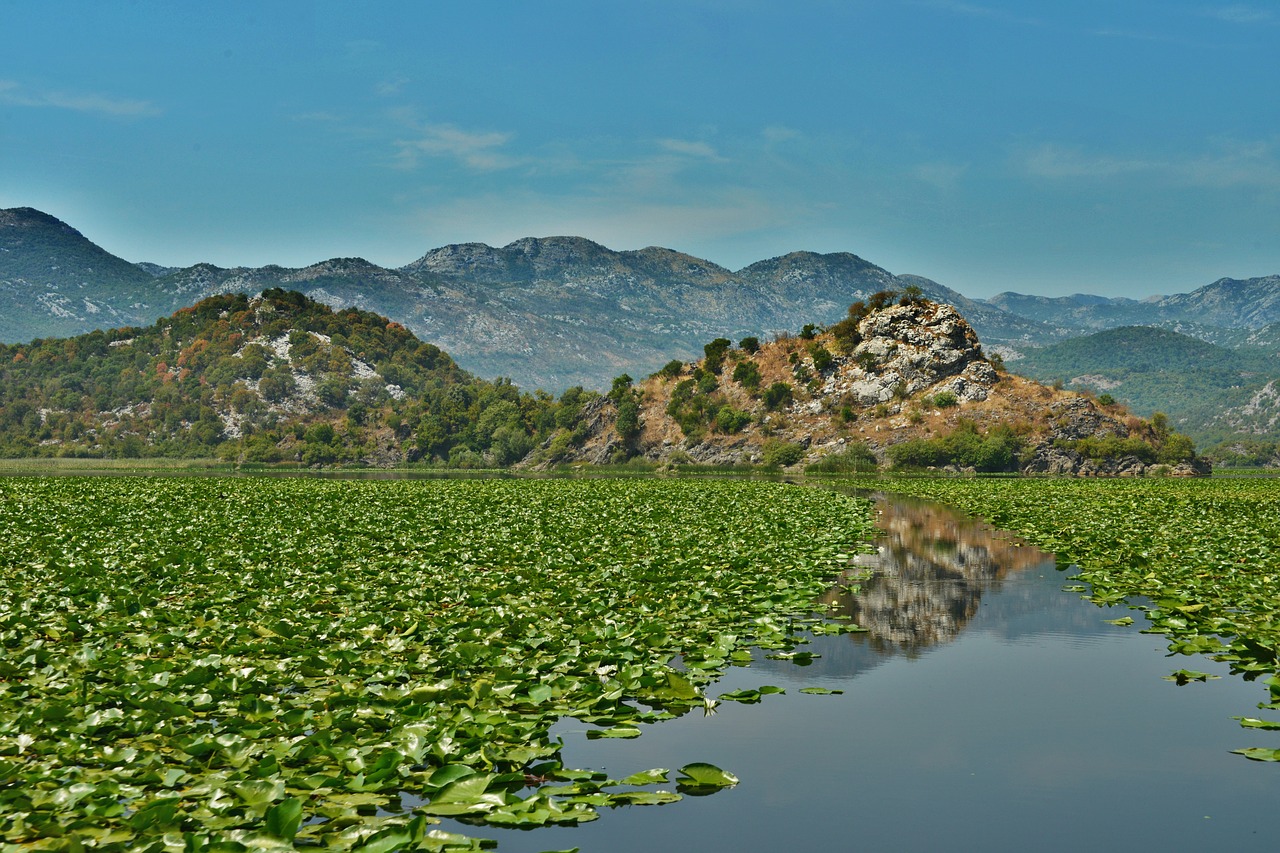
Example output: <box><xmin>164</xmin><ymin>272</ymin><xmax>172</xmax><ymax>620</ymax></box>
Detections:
<box><xmin>874</xmin><ymin>476</ymin><xmax>1280</xmax><ymax>759</ymax></box>
<box><xmin>0</xmin><ymin>477</ymin><xmax>873</xmax><ymax>850</ymax></box>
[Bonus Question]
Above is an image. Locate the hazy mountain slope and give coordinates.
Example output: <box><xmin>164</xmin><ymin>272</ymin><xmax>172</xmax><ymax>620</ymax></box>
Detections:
<box><xmin>399</xmin><ymin>238</ymin><xmax>795</xmax><ymax>389</ymax></box>
<box><xmin>985</xmin><ymin>292</ymin><xmax>1150</xmax><ymax>330</ymax></box>
<box><xmin>1010</xmin><ymin>326</ymin><xmax>1280</xmax><ymax>444</ymax></box>
<box><xmin>1156</xmin><ymin>275</ymin><xmax>1280</xmax><ymax>329</ymax></box>
<box><xmin>0</xmin><ymin>207</ymin><xmax>160</xmax><ymax>340</ymax></box>
<box><xmin>734</xmin><ymin>251</ymin><xmax>898</xmax><ymax>319</ymax></box>
<box><xmin>4</xmin><ymin>206</ymin><xmax>1274</xmax><ymax>399</ymax></box>
<box><xmin>988</xmin><ymin>275</ymin><xmax>1280</xmax><ymax>338</ymax></box>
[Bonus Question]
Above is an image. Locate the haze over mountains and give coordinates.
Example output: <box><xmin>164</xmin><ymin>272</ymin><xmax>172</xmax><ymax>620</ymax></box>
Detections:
<box><xmin>3</xmin><ymin>205</ymin><xmax>1279</xmax><ymax>448</ymax></box>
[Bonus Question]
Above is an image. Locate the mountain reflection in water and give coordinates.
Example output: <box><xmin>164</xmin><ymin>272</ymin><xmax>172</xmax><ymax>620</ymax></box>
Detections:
<box><xmin>821</xmin><ymin>492</ymin><xmax>1050</xmax><ymax>655</ymax></box>
<box><xmin>459</xmin><ymin>488</ymin><xmax>1280</xmax><ymax>853</ymax></box>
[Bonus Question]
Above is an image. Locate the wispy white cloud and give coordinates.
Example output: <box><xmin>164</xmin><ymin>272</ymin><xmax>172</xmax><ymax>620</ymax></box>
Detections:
<box><xmin>290</xmin><ymin>111</ymin><xmax>344</xmax><ymax>123</ymax></box>
<box><xmin>1203</xmin><ymin>4</ymin><xmax>1274</xmax><ymax>24</ymax></box>
<box><xmin>657</xmin><ymin>138</ymin><xmax>721</xmax><ymax>159</ymax></box>
<box><xmin>375</xmin><ymin>74</ymin><xmax>410</xmax><ymax>97</ymax></box>
<box><xmin>911</xmin><ymin>0</ymin><xmax>1041</xmax><ymax>26</ymax></box>
<box><xmin>1022</xmin><ymin>140</ymin><xmax>1280</xmax><ymax>188</ymax></box>
<box><xmin>1023</xmin><ymin>144</ymin><xmax>1155</xmax><ymax>178</ymax></box>
<box><xmin>762</xmin><ymin>125</ymin><xmax>801</xmax><ymax>145</ymax></box>
<box><xmin>0</xmin><ymin>80</ymin><xmax>160</xmax><ymax>117</ymax></box>
<box><xmin>913</xmin><ymin>160</ymin><xmax>969</xmax><ymax>190</ymax></box>
<box><xmin>394</xmin><ymin>124</ymin><xmax>519</xmax><ymax>171</ymax></box>
<box><xmin>1091</xmin><ymin>28</ymin><xmax>1183</xmax><ymax>43</ymax></box>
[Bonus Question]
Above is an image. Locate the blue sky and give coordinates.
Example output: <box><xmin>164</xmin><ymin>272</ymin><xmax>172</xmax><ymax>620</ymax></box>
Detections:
<box><xmin>2</xmin><ymin>1</ymin><xmax>1277</xmax><ymax>298</ymax></box>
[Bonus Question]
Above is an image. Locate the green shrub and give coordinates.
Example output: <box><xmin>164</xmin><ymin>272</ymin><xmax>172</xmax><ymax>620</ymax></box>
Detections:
<box><xmin>806</xmin><ymin>443</ymin><xmax>878</xmax><ymax>473</ymax></box>
<box><xmin>762</xmin><ymin>438</ymin><xmax>806</xmax><ymax>467</ymax></box>
<box><xmin>607</xmin><ymin>374</ymin><xmax>633</xmax><ymax>403</ymax></box>
<box><xmin>762</xmin><ymin>382</ymin><xmax>793</xmax><ymax>411</ymax></box>
<box><xmin>715</xmin><ymin>406</ymin><xmax>752</xmax><ymax>434</ymax></box>
<box><xmin>888</xmin><ymin>437</ymin><xmax>948</xmax><ymax>470</ymax></box>
<box><xmin>304</xmin><ymin>422</ymin><xmax>336</xmax><ymax>445</ymax></box>
<box><xmin>258</xmin><ymin>366</ymin><xmax>296</xmax><ymax>402</ymax></box>
<box><xmin>808</xmin><ymin>343</ymin><xmax>834</xmax><ymax>371</ymax></box>
<box><xmin>732</xmin><ymin>360</ymin><xmax>762</xmax><ymax>391</ymax></box>
<box><xmin>932</xmin><ymin>390</ymin><xmax>958</xmax><ymax>408</ymax></box>
<box><xmin>738</xmin><ymin>336</ymin><xmax>760</xmax><ymax>354</ymax></box>
<box><xmin>867</xmin><ymin>290</ymin><xmax>897</xmax><ymax>310</ymax></box>
<box><xmin>615</xmin><ymin>399</ymin><xmax>641</xmax><ymax>443</ymax></box>
<box><xmin>1069</xmin><ymin>436</ymin><xmax>1158</xmax><ymax>464</ymax></box>
<box><xmin>888</xmin><ymin>421</ymin><xmax>1025</xmax><ymax>472</ymax></box>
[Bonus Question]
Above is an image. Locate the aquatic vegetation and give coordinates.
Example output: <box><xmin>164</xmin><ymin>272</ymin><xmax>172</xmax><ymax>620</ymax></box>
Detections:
<box><xmin>874</xmin><ymin>476</ymin><xmax>1280</xmax><ymax>759</ymax></box>
<box><xmin>0</xmin><ymin>477</ymin><xmax>872</xmax><ymax>849</ymax></box>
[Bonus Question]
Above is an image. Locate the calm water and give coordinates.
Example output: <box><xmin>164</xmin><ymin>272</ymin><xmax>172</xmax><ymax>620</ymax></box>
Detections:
<box><xmin>450</xmin><ymin>492</ymin><xmax>1280</xmax><ymax>852</ymax></box>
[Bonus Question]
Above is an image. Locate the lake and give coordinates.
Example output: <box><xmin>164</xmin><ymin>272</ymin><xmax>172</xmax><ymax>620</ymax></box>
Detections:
<box><xmin>452</xmin><ymin>491</ymin><xmax>1280</xmax><ymax>852</ymax></box>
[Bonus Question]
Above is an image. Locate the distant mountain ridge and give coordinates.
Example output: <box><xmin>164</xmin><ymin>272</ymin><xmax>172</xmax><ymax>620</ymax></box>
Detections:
<box><xmin>989</xmin><ymin>276</ymin><xmax>1280</xmax><ymax>333</ymax></box>
<box><xmin>3</xmin><ymin>206</ymin><xmax>1278</xmax><ymax>402</ymax></box>
<box><xmin>0</xmin><ymin>206</ymin><xmax>1058</xmax><ymax>391</ymax></box>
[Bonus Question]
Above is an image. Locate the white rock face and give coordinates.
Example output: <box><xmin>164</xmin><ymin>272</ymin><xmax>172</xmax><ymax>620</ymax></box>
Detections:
<box><xmin>823</xmin><ymin>302</ymin><xmax>994</xmax><ymax>405</ymax></box>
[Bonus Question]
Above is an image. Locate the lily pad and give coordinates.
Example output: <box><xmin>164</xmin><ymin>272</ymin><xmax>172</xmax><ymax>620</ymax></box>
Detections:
<box><xmin>586</xmin><ymin>726</ymin><xmax>643</xmax><ymax>740</ymax></box>
<box><xmin>1164</xmin><ymin>669</ymin><xmax>1219</xmax><ymax>685</ymax></box>
<box><xmin>676</xmin><ymin>763</ymin><xmax>739</xmax><ymax>790</ymax></box>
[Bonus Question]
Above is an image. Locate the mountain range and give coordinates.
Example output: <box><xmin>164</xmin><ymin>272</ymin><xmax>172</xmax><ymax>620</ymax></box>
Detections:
<box><xmin>3</xmin><ymin>205</ymin><xmax>1279</xmax><ymax>452</ymax></box>
<box><xmin>0</xmin><ymin>285</ymin><xmax>1200</xmax><ymax>475</ymax></box>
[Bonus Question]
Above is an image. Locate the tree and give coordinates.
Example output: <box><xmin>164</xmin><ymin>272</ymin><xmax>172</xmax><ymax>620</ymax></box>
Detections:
<box><xmin>1151</xmin><ymin>412</ymin><xmax>1171</xmax><ymax>443</ymax></box>
<box><xmin>615</xmin><ymin>398</ymin><xmax>641</xmax><ymax>443</ymax></box>
<box><xmin>609</xmin><ymin>373</ymin><xmax>642</xmax><ymax>446</ymax></box>
<box><xmin>703</xmin><ymin>338</ymin><xmax>732</xmax><ymax>374</ymax></box>
<box><xmin>808</xmin><ymin>343</ymin><xmax>833</xmax><ymax>371</ymax></box>
<box><xmin>608</xmin><ymin>374</ymin><xmax>634</xmax><ymax>403</ymax></box>
<box><xmin>657</xmin><ymin>360</ymin><xmax>684</xmax><ymax>379</ymax></box>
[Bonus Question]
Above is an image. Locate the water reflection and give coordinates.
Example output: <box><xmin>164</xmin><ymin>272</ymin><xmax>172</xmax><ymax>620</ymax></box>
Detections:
<box><xmin>824</xmin><ymin>493</ymin><xmax>1049</xmax><ymax>654</ymax></box>
<box><xmin>454</xmin><ymin>487</ymin><xmax>1280</xmax><ymax>853</ymax></box>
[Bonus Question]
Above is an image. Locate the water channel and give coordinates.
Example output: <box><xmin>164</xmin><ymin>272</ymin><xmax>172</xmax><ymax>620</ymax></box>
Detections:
<box><xmin>458</xmin><ymin>491</ymin><xmax>1280</xmax><ymax>852</ymax></box>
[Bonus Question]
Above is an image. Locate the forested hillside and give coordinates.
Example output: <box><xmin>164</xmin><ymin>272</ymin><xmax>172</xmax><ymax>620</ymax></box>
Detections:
<box><xmin>1009</xmin><ymin>326</ymin><xmax>1280</xmax><ymax>451</ymax></box>
<box><xmin>0</xmin><ymin>290</ymin><xmax>598</xmax><ymax>465</ymax></box>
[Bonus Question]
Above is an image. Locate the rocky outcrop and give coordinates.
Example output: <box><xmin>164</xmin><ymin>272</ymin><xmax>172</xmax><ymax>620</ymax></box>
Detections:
<box><xmin>1043</xmin><ymin>397</ymin><xmax>1129</xmax><ymax>440</ymax></box>
<box><xmin>833</xmin><ymin>302</ymin><xmax>996</xmax><ymax>404</ymax></box>
<box><xmin>537</xmin><ymin>297</ymin><xmax>1208</xmax><ymax>477</ymax></box>
<box><xmin>1020</xmin><ymin>445</ymin><xmax>1211</xmax><ymax>477</ymax></box>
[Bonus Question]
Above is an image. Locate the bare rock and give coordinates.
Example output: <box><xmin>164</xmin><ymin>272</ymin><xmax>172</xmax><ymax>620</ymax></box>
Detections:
<box><xmin>1045</xmin><ymin>397</ymin><xmax>1129</xmax><ymax>441</ymax></box>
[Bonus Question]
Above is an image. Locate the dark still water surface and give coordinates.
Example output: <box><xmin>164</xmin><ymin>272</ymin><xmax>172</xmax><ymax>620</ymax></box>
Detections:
<box><xmin>455</xmin><ymin>493</ymin><xmax>1280</xmax><ymax>852</ymax></box>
